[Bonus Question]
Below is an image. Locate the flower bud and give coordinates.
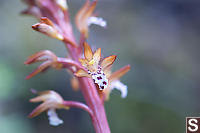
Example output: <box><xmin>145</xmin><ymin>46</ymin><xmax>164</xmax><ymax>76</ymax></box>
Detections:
<box><xmin>32</xmin><ymin>23</ymin><xmax>64</xmax><ymax>40</ymax></box>
<box><xmin>32</xmin><ymin>17</ymin><xmax>64</xmax><ymax>40</ymax></box>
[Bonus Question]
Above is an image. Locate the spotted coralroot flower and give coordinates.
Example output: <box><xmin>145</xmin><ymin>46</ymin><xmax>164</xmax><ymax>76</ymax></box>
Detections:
<box><xmin>24</xmin><ymin>50</ymin><xmax>61</xmax><ymax>79</ymax></box>
<box><xmin>22</xmin><ymin>0</ymin><xmax>130</xmax><ymax>132</ymax></box>
<box><xmin>75</xmin><ymin>0</ymin><xmax>107</xmax><ymax>38</ymax></box>
<box><xmin>29</xmin><ymin>90</ymin><xmax>69</xmax><ymax>126</ymax></box>
<box><xmin>104</xmin><ymin>65</ymin><xmax>131</xmax><ymax>100</ymax></box>
<box><xmin>75</xmin><ymin>42</ymin><xmax>116</xmax><ymax>90</ymax></box>
<box><xmin>29</xmin><ymin>90</ymin><xmax>93</xmax><ymax>126</ymax></box>
<box><xmin>24</xmin><ymin>50</ymin><xmax>81</xmax><ymax>79</ymax></box>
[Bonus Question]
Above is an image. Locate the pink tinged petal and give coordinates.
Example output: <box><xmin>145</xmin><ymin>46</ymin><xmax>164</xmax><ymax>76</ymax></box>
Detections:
<box><xmin>75</xmin><ymin>0</ymin><xmax>90</xmax><ymax>33</ymax></box>
<box><xmin>83</xmin><ymin>42</ymin><xmax>93</xmax><ymax>61</ymax></box>
<box><xmin>110</xmin><ymin>80</ymin><xmax>128</xmax><ymax>98</ymax></box>
<box><xmin>109</xmin><ymin>65</ymin><xmax>130</xmax><ymax>82</ymax></box>
<box><xmin>47</xmin><ymin>109</ymin><xmax>63</xmax><ymax>126</ymax></box>
<box><xmin>101</xmin><ymin>55</ymin><xmax>117</xmax><ymax>70</ymax></box>
<box><xmin>40</xmin><ymin>17</ymin><xmax>54</xmax><ymax>27</ymax></box>
<box><xmin>28</xmin><ymin>102</ymin><xmax>49</xmax><ymax>118</ymax></box>
<box><xmin>57</xmin><ymin>58</ymin><xmax>85</xmax><ymax>70</ymax></box>
<box><xmin>26</xmin><ymin>61</ymin><xmax>52</xmax><ymax>79</ymax></box>
<box><xmin>83</xmin><ymin>0</ymin><xmax>97</xmax><ymax>22</ymax></box>
<box><xmin>30</xmin><ymin>95</ymin><xmax>46</xmax><ymax>103</ymax></box>
<box><xmin>32</xmin><ymin>23</ymin><xmax>64</xmax><ymax>40</ymax></box>
<box><xmin>75</xmin><ymin>69</ymin><xmax>90</xmax><ymax>77</ymax></box>
<box><xmin>87</xmin><ymin>16</ymin><xmax>107</xmax><ymax>28</ymax></box>
<box><xmin>21</xmin><ymin>6</ymin><xmax>42</xmax><ymax>18</ymax></box>
<box><xmin>24</xmin><ymin>50</ymin><xmax>57</xmax><ymax>65</ymax></box>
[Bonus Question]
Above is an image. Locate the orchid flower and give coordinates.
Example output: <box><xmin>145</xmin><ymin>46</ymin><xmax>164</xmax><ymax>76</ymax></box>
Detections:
<box><xmin>29</xmin><ymin>90</ymin><xmax>68</xmax><ymax>126</ymax></box>
<box><xmin>75</xmin><ymin>0</ymin><xmax>107</xmax><ymax>38</ymax></box>
<box><xmin>24</xmin><ymin>50</ymin><xmax>82</xmax><ymax>79</ymax></box>
<box><xmin>22</xmin><ymin>0</ymin><xmax>131</xmax><ymax>132</ymax></box>
<box><xmin>29</xmin><ymin>90</ymin><xmax>93</xmax><ymax>126</ymax></box>
<box><xmin>75</xmin><ymin>42</ymin><xmax>116</xmax><ymax>90</ymax></box>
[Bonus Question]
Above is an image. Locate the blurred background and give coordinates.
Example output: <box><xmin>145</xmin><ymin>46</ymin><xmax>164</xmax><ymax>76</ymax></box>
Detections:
<box><xmin>0</xmin><ymin>0</ymin><xmax>200</xmax><ymax>132</ymax></box>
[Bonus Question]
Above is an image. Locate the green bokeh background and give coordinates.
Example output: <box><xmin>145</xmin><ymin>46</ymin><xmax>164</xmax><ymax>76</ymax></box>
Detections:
<box><xmin>0</xmin><ymin>0</ymin><xmax>200</xmax><ymax>132</ymax></box>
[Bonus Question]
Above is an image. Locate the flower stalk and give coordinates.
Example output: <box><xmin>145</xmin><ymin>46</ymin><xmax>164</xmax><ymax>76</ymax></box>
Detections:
<box><xmin>22</xmin><ymin>0</ymin><xmax>130</xmax><ymax>132</ymax></box>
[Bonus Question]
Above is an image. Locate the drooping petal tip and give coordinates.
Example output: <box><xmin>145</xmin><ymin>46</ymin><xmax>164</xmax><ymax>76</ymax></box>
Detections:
<box><xmin>87</xmin><ymin>16</ymin><xmax>107</xmax><ymax>28</ymax></box>
<box><xmin>110</xmin><ymin>80</ymin><xmax>128</xmax><ymax>98</ymax></box>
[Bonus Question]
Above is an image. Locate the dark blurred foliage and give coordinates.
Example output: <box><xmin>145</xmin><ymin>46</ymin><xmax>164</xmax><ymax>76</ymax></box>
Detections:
<box><xmin>0</xmin><ymin>0</ymin><xmax>200</xmax><ymax>132</ymax></box>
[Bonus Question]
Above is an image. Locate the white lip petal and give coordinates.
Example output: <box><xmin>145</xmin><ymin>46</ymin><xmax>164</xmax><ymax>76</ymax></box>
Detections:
<box><xmin>87</xmin><ymin>17</ymin><xmax>107</xmax><ymax>28</ymax></box>
<box><xmin>90</xmin><ymin>68</ymin><xmax>108</xmax><ymax>90</ymax></box>
<box><xmin>110</xmin><ymin>80</ymin><xmax>128</xmax><ymax>98</ymax></box>
<box><xmin>47</xmin><ymin>109</ymin><xmax>63</xmax><ymax>126</ymax></box>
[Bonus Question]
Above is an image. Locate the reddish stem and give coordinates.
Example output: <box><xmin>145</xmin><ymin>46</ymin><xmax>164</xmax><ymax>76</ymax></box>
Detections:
<box><xmin>78</xmin><ymin>77</ymin><xmax>110</xmax><ymax>133</ymax></box>
<box><xmin>24</xmin><ymin>1</ymin><xmax>111</xmax><ymax>132</ymax></box>
<box><xmin>63</xmin><ymin>101</ymin><xmax>93</xmax><ymax>117</ymax></box>
<box><xmin>58</xmin><ymin>14</ymin><xmax>111</xmax><ymax>133</ymax></box>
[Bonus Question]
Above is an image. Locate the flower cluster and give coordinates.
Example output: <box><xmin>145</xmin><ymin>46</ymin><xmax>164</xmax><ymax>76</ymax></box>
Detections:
<box><xmin>22</xmin><ymin>0</ymin><xmax>130</xmax><ymax>131</ymax></box>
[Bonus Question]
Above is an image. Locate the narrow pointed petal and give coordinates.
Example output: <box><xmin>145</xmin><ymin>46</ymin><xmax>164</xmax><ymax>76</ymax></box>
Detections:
<box><xmin>75</xmin><ymin>0</ymin><xmax>90</xmax><ymax>33</ymax></box>
<box><xmin>109</xmin><ymin>65</ymin><xmax>130</xmax><ymax>82</ymax></box>
<box><xmin>83</xmin><ymin>0</ymin><xmax>97</xmax><ymax>21</ymax></box>
<box><xmin>82</xmin><ymin>0</ymin><xmax>97</xmax><ymax>37</ymax></box>
<box><xmin>83</xmin><ymin>42</ymin><xmax>93</xmax><ymax>61</ymax></box>
<box><xmin>24</xmin><ymin>50</ymin><xmax>57</xmax><ymax>65</ymax></box>
<box><xmin>57</xmin><ymin>58</ymin><xmax>84</xmax><ymax>70</ymax></box>
<box><xmin>75</xmin><ymin>0</ymin><xmax>90</xmax><ymax>26</ymax></box>
<box><xmin>93</xmin><ymin>48</ymin><xmax>101</xmax><ymax>63</ymax></box>
<box><xmin>21</xmin><ymin>6</ymin><xmax>42</xmax><ymax>18</ymax></box>
<box><xmin>40</xmin><ymin>17</ymin><xmax>54</xmax><ymax>27</ymax></box>
<box><xmin>26</xmin><ymin>61</ymin><xmax>52</xmax><ymax>79</ymax></box>
<box><xmin>29</xmin><ymin>102</ymin><xmax>49</xmax><ymax>118</ymax></box>
<box><xmin>101</xmin><ymin>55</ymin><xmax>116</xmax><ymax>70</ymax></box>
<box><xmin>30</xmin><ymin>90</ymin><xmax>54</xmax><ymax>102</ymax></box>
<box><xmin>30</xmin><ymin>95</ymin><xmax>46</xmax><ymax>102</ymax></box>
<box><xmin>75</xmin><ymin>69</ymin><xmax>90</xmax><ymax>77</ymax></box>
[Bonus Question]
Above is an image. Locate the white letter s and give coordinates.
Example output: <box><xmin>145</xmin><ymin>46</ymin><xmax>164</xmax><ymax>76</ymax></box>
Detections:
<box><xmin>188</xmin><ymin>119</ymin><xmax>198</xmax><ymax>132</ymax></box>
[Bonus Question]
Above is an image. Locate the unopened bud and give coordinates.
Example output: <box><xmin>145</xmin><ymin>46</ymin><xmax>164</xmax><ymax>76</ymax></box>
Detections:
<box><xmin>32</xmin><ymin>23</ymin><xmax>64</xmax><ymax>40</ymax></box>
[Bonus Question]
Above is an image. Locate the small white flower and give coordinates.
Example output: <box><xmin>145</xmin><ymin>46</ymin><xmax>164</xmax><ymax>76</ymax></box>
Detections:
<box><xmin>47</xmin><ymin>109</ymin><xmax>63</xmax><ymax>126</ymax></box>
<box><xmin>87</xmin><ymin>17</ymin><xmax>107</xmax><ymax>28</ymax></box>
<box><xmin>110</xmin><ymin>80</ymin><xmax>128</xmax><ymax>98</ymax></box>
